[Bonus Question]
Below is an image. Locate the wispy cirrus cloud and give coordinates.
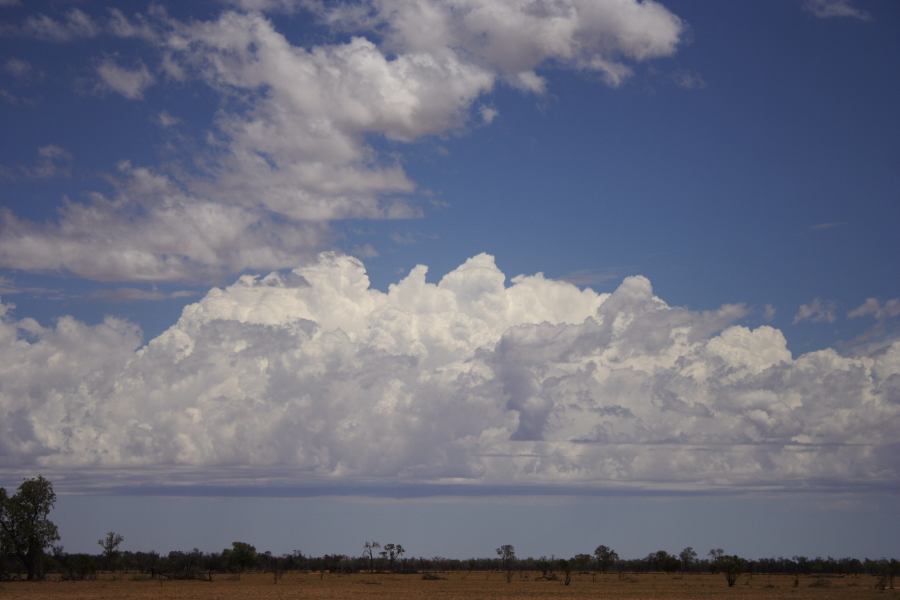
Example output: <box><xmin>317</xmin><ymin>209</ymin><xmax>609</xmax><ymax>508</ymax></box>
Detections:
<box><xmin>21</xmin><ymin>8</ymin><xmax>101</xmax><ymax>42</ymax></box>
<box><xmin>87</xmin><ymin>287</ymin><xmax>198</xmax><ymax>302</ymax></box>
<box><xmin>803</xmin><ymin>0</ymin><xmax>871</xmax><ymax>21</ymax></box>
<box><xmin>0</xmin><ymin>144</ymin><xmax>72</xmax><ymax>180</ymax></box>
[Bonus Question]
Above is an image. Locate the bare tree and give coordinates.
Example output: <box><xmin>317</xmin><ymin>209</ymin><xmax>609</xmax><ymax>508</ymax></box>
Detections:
<box><xmin>363</xmin><ymin>541</ymin><xmax>380</xmax><ymax>572</ymax></box>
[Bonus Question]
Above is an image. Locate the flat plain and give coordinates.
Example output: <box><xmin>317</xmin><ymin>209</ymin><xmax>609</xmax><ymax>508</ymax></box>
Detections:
<box><xmin>1</xmin><ymin>572</ymin><xmax>897</xmax><ymax>600</ymax></box>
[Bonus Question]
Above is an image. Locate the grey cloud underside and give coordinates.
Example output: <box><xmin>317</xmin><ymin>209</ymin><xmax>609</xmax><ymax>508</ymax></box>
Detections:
<box><xmin>1</xmin><ymin>254</ymin><xmax>898</xmax><ymax>492</ymax></box>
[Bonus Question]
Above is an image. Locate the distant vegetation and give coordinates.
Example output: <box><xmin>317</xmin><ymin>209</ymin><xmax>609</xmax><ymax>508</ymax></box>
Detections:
<box><xmin>1</xmin><ymin>476</ymin><xmax>897</xmax><ymax>589</ymax></box>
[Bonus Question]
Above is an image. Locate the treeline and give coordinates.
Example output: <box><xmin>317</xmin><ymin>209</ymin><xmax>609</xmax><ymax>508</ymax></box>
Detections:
<box><xmin>3</xmin><ymin>541</ymin><xmax>898</xmax><ymax>583</ymax></box>
<box><xmin>2</xmin><ymin>476</ymin><xmax>898</xmax><ymax>584</ymax></box>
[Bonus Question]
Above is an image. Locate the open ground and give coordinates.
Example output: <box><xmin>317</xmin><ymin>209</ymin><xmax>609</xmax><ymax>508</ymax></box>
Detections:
<box><xmin>1</xmin><ymin>572</ymin><xmax>897</xmax><ymax>600</ymax></box>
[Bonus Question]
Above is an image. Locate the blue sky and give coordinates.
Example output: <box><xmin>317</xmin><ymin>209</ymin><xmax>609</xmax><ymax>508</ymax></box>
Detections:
<box><xmin>1</xmin><ymin>0</ymin><xmax>899</xmax><ymax>557</ymax></box>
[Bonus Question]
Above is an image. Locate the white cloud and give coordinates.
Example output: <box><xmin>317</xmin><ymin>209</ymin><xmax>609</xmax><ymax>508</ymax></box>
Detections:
<box><xmin>763</xmin><ymin>304</ymin><xmax>777</xmax><ymax>322</ymax></box>
<box><xmin>161</xmin><ymin>1</ymin><xmax>683</xmax><ymax>221</ymax></box>
<box><xmin>346</xmin><ymin>0</ymin><xmax>684</xmax><ymax>89</ymax></box>
<box><xmin>479</xmin><ymin>105</ymin><xmax>499</xmax><ymax>124</ymax></box>
<box><xmin>794</xmin><ymin>298</ymin><xmax>837</xmax><ymax>324</ymax></box>
<box><xmin>0</xmin><ymin>254</ymin><xmax>897</xmax><ymax>492</ymax></box>
<box><xmin>1</xmin><ymin>2</ymin><xmax>685</xmax><ymax>283</ymax></box>
<box><xmin>97</xmin><ymin>60</ymin><xmax>155</xmax><ymax>100</ymax></box>
<box><xmin>849</xmin><ymin>298</ymin><xmax>900</xmax><ymax>321</ymax></box>
<box><xmin>0</xmin><ymin>162</ymin><xmax>327</xmax><ymax>282</ymax></box>
<box><xmin>804</xmin><ymin>0</ymin><xmax>871</xmax><ymax>21</ymax></box>
<box><xmin>166</xmin><ymin>12</ymin><xmax>491</xmax><ymax>220</ymax></box>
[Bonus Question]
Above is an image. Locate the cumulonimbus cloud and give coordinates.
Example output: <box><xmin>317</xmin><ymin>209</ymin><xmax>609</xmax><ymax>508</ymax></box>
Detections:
<box><xmin>1</xmin><ymin>254</ymin><xmax>897</xmax><ymax>493</ymax></box>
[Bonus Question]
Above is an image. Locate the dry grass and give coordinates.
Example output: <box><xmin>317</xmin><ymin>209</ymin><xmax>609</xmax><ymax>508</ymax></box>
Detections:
<box><xmin>0</xmin><ymin>572</ymin><xmax>896</xmax><ymax>600</ymax></box>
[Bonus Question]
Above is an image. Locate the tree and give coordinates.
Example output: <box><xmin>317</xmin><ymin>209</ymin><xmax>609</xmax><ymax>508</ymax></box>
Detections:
<box><xmin>223</xmin><ymin>541</ymin><xmax>257</xmax><ymax>577</ymax></box>
<box><xmin>559</xmin><ymin>558</ymin><xmax>572</xmax><ymax>586</ymax></box>
<box><xmin>363</xmin><ymin>541</ymin><xmax>380</xmax><ymax>572</ymax></box>
<box><xmin>679</xmin><ymin>546</ymin><xmax>697</xmax><ymax>571</ymax></box>
<box><xmin>496</xmin><ymin>544</ymin><xmax>516</xmax><ymax>583</ymax></box>
<box><xmin>98</xmin><ymin>531</ymin><xmax>125</xmax><ymax>571</ymax></box>
<box><xmin>594</xmin><ymin>544</ymin><xmax>619</xmax><ymax>574</ymax></box>
<box><xmin>382</xmin><ymin>543</ymin><xmax>397</xmax><ymax>571</ymax></box>
<box><xmin>395</xmin><ymin>543</ymin><xmax>406</xmax><ymax>569</ymax></box>
<box><xmin>647</xmin><ymin>550</ymin><xmax>680</xmax><ymax>572</ymax></box>
<box><xmin>0</xmin><ymin>475</ymin><xmax>60</xmax><ymax>580</ymax></box>
<box><xmin>714</xmin><ymin>554</ymin><xmax>745</xmax><ymax>587</ymax></box>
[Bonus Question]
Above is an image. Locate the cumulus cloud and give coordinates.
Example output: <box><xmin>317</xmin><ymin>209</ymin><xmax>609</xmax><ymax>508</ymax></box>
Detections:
<box><xmin>1</xmin><ymin>255</ymin><xmax>897</xmax><ymax>492</ymax></box>
<box><xmin>794</xmin><ymin>298</ymin><xmax>837</xmax><ymax>324</ymax></box>
<box><xmin>0</xmin><ymin>2</ymin><xmax>686</xmax><ymax>283</ymax></box>
<box><xmin>335</xmin><ymin>0</ymin><xmax>685</xmax><ymax>88</ymax></box>
<box><xmin>0</xmin><ymin>162</ymin><xmax>327</xmax><ymax>282</ymax></box>
<box><xmin>803</xmin><ymin>0</ymin><xmax>871</xmax><ymax>21</ymax></box>
<box><xmin>97</xmin><ymin>60</ymin><xmax>155</xmax><ymax>100</ymax></box>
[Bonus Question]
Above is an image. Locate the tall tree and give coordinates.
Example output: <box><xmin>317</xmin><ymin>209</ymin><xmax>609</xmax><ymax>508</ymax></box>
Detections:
<box><xmin>98</xmin><ymin>531</ymin><xmax>125</xmax><ymax>571</ymax></box>
<box><xmin>223</xmin><ymin>541</ymin><xmax>257</xmax><ymax>578</ymax></box>
<box><xmin>0</xmin><ymin>476</ymin><xmax>60</xmax><ymax>580</ymax></box>
<box><xmin>679</xmin><ymin>546</ymin><xmax>697</xmax><ymax>571</ymax></box>
<box><xmin>496</xmin><ymin>544</ymin><xmax>516</xmax><ymax>583</ymax></box>
<box><xmin>594</xmin><ymin>544</ymin><xmax>619</xmax><ymax>574</ymax></box>
<box><xmin>363</xmin><ymin>541</ymin><xmax>380</xmax><ymax>572</ymax></box>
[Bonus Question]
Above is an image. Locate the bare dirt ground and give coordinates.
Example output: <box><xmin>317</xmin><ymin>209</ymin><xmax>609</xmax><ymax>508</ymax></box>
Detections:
<box><xmin>0</xmin><ymin>572</ymin><xmax>897</xmax><ymax>600</ymax></box>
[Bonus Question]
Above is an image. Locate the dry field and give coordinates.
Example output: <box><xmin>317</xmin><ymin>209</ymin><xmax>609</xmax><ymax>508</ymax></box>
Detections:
<box><xmin>0</xmin><ymin>572</ymin><xmax>896</xmax><ymax>600</ymax></box>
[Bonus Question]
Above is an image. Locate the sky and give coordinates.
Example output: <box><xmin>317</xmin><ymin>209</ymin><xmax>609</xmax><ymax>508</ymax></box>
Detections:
<box><xmin>1</xmin><ymin>0</ymin><xmax>899</xmax><ymax>559</ymax></box>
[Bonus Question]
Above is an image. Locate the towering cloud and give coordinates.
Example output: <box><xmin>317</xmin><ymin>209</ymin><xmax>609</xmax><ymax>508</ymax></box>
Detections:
<box><xmin>1</xmin><ymin>254</ymin><xmax>897</xmax><ymax>492</ymax></box>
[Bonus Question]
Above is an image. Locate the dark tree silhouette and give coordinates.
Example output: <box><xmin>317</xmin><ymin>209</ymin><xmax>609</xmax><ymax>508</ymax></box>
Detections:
<box><xmin>0</xmin><ymin>475</ymin><xmax>60</xmax><ymax>580</ymax></box>
<box><xmin>679</xmin><ymin>546</ymin><xmax>697</xmax><ymax>571</ymax></box>
<box><xmin>98</xmin><ymin>531</ymin><xmax>125</xmax><ymax>571</ymax></box>
<box><xmin>223</xmin><ymin>541</ymin><xmax>257</xmax><ymax>578</ymax></box>
<box><xmin>559</xmin><ymin>558</ymin><xmax>572</xmax><ymax>585</ymax></box>
<box><xmin>496</xmin><ymin>544</ymin><xmax>516</xmax><ymax>583</ymax></box>
<box><xmin>363</xmin><ymin>541</ymin><xmax>380</xmax><ymax>572</ymax></box>
<box><xmin>594</xmin><ymin>544</ymin><xmax>619</xmax><ymax>574</ymax></box>
<box><xmin>715</xmin><ymin>554</ymin><xmax>745</xmax><ymax>587</ymax></box>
